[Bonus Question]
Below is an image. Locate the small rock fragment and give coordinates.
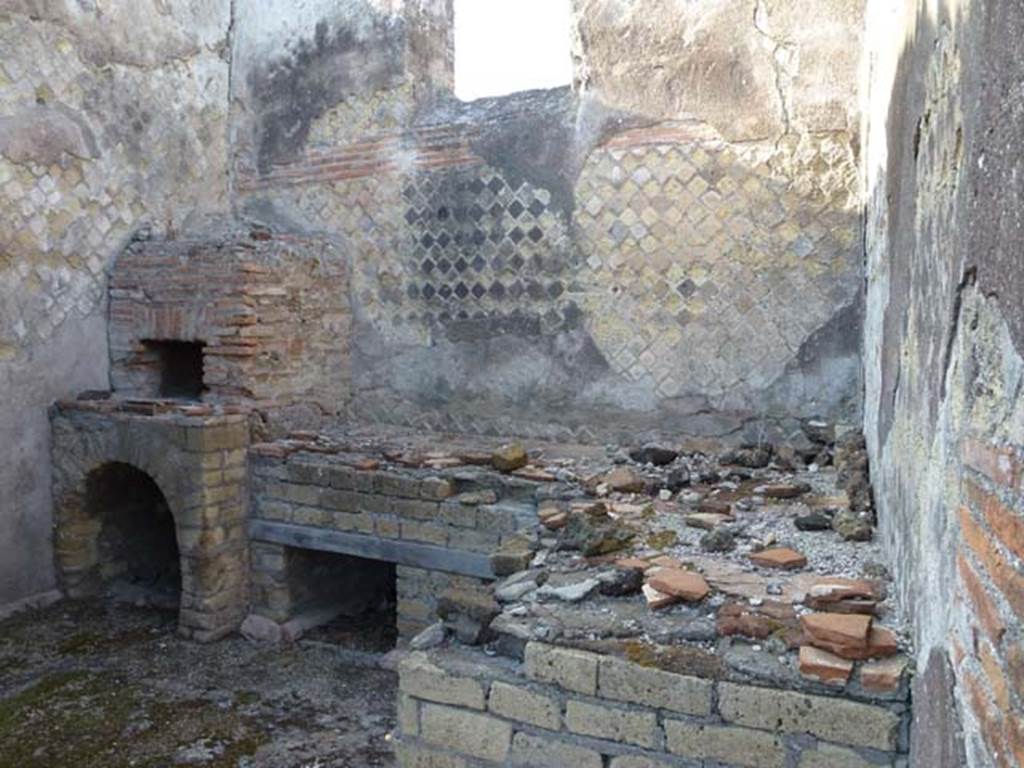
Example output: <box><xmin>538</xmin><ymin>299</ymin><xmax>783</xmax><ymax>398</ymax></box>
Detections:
<box><xmin>538</xmin><ymin>500</ymin><xmax>567</xmax><ymax>527</ymax></box>
<box><xmin>241</xmin><ymin>614</ymin><xmax>283</xmax><ymax>644</ymax></box>
<box><xmin>646</xmin><ymin>529</ymin><xmax>678</xmax><ymax>549</ymax></box>
<box><xmin>756</xmin><ymin>482</ymin><xmax>811</xmax><ymax>499</ymax></box>
<box><xmin>799</xmin><ymin>646</ymin><xmax>853</xmax><ymax>686</ymax></box>
<box><xmin>629</xmin><ymin>444</ymin><xmax>679</xmax><ymax>466</ymax></box>
<box><xmin>604</xmin><ymin>466</ymin><xmax>645</xmax><ymax>493</ymax></box>
<box><xmin>833</xmin><ymin>510</ymin><xmax>874</xmax><ymax>541</ymax></box>
<box><xmin>494</xmin><ymin>572</ymin><xmax>539</xmax><ymax>603</ymax></box>
<box><xmin>598</xmin><ymin>567</ymin><xmax>644</xmax><ymax>596</ymax></box>
<box><xmin>512</xmin><ymin>466</ymin><xmax>557</xmax><ymax>482</ymax></box>
<box><xmin>697</xmin><ymin>500</ymin><xmax>733</xmax><ymax>516</ymax></box>
<box><xmin>492</xmin><ymin>442</ymin><xmax>528</xmax><ymax>472</ymax></box>
<box><xmin>700</xmin><ymin>528</ymin><xmax>736</xmax><ymax>553</ymax></box>
<box><xmin>437</xmin><ymin>586</ymin><xmax>500</xmax><ymax>645</ymax></box>
<box><xmin>802</xmin><ymin>419</ymin><xmax>835</xmax><ymax>445</ymax></box>
<box><xmin>410</xmin><ymin>622</ymin><xmax>447</xmax><ymax>650</ymax></box>
<box><xmin>862</xmin><ymin>561</ymin><xmax>889</xmax><ymax>580</ymax></box>
<box><xmin>536</xmin><ymin>578</ymin><xmax>600</xmax><ymax>603</ymax></box>
<box><xmin>491</xmin><ymin>537</ymin><xmax>535</xmax><ymax>576</ymax></box>
<box><xmin>458</xmin><ymin>450</ymin><xmax>494</xmax><ymax>466</ymax></box>
<box><xmin>749</xmin><ymin>547</ymin><xmax>807</xmax><ymax>570</ymax></box>
<box><xmin>721</xmin><ymin>446</ymin><xmax>772</xmax><ymax>468</ymax></box>
<box><xmin>685</xmin><ymin>512</ymin><xmax>732</xmax><ymax>530</ymax></box>
<box><xmin>541</xmin><ymin>512</ymin><xmax>568</xmax><ymax>530</ymax></box>
<box><xmin>456</xmin><ymin>489</ymin><xmax>498</xmax><ymax>505</ymax></box>
<box><xmin>557</xmin><ymin>510</ymin><xmax>635</xmax><ymax>556</ymax></box>
<box><xmin>795</xmin><ymin>511</ymin><xmax>833</xmax><ymax>531</ymax></box>
<box><xmin>665</xmin><ymin>467</ymin><xmax>691</xmax><ymax>491</ymax></box>
<box><xmin>615</xmin><ymin>557</ymin><xmax>651</xmax><ymax>572</ymax></box>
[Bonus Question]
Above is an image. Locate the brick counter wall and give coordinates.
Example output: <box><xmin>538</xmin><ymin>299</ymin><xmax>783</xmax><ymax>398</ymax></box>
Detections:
<box><xmin>247</xmin><ymin>449</ymin><xmax>537</xmax><ymax>638</ymax></box>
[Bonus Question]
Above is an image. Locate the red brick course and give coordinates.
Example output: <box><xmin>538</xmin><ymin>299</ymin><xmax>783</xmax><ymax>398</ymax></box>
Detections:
<box><xmin>963</xmin><ymin>437</ymin><xmax>1023</xmax><ymax>492</ymax></box>
<box><xmin>958</xmin><ymin>506</ymin><xmax>1024</xmax><ymax>621</ymax></box>
<box><xmin>956</xmin><ymin>553</ymin><xmax>1007</xmax><ymax>643</ymax></box>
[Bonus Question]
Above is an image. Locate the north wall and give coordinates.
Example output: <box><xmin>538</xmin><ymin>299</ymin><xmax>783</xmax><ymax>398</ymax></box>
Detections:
<box><xmin>232</xmin><ymin>0</ymin><xmax>866</xmax><ymax>445</ymax></box>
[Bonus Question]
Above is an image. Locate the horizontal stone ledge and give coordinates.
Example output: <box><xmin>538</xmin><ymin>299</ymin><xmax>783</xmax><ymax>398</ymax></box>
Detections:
<box><xmin>249</xmin><ymin>520</ymin><xmax>496</xmax><ymax>579</ymax></box>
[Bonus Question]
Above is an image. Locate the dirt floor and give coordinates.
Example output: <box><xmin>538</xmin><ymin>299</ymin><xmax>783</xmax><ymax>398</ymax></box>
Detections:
<box><xmin>0</xmin><ymin>599</ymin><xmax>398</xmax><ymax>768</ymax></box>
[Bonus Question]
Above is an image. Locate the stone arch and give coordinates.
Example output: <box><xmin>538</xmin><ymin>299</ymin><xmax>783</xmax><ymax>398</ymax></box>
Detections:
<box><xmin>66</xmin><ymin>462</ymin><xmax>183</xmax><ymax>607</ymax></box>
<box><xmin>51</xmin><ymin>404</ymin><xmax>250</xmax><ymax>641</ymax></box>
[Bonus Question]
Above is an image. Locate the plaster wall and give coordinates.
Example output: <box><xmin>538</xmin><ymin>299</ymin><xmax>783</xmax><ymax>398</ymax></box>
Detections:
<box><xmin>0</xmin><ymin>1</ymin><xmax>232</xmax><ymax>607</ymax></box>
<box><xmin>862</xmin><ymin>0</ymin><xmax>1024</xmax><ymax>764</ymax></box>
<box><xmin>232</xmin><ymin>0</ymin><xmax>867</xmax><ymax>446</ymax></box>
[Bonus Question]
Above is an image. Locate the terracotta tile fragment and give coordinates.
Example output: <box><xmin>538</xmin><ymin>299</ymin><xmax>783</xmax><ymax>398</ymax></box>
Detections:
<box><xmin>864</xmin><ymin>626</ymin><xmax>899</xmax><ymax>659</ymax></box>
<box><xmin>805</xmin><ymin>577</ymin><xmax>885</xmax><ymax>614</ymax></box>
<box><xmin>807</xmin><ymin>577</ymin><xmax>885</xmax><ymax>603</ymax></box>
<box><xmin>799</xmin><ymin>645</ymin><xmax>854</xmax><ymax>686</ymax></box>
<box><xmin>801</xmin><ymin>612</ymin><xmax>871</xmax><ymax>650</ymax></box>
<box><xmin>605</xmin><ymin>466</ymin><xmax>645</xmax><ymax>493</ymax></box>
<box><xmin>642</xmin><ymin>583</ymin><xmax>678</xmax><ymax>610</ymax></box>
<box><xmin>756</xmin><ymin>482</ymin><xmax>811</xmax><ymax>499</ymax></box>
<box><xmin>749</xmin><ymin>547</ymin><xmax>808</xmax><ymax>570</ymax></box>
<box><xmin>716</xmin><ymin>600</ymin><xmax>802</xmax><ymax>646</ymax></box>
<box><xmin>647</xmin><ymin>569</ymin><xmax>710</xmax><ymax>602</ymax></box>
<box><xmin>424</xmin><ymin>457</ymin><xmax>464</xmax><ymax>469</ymax></box>
<box><xmin>697</xmin><ymin>500</ymin><xmax>733</xmax><ymax>516</ymax></box>
<box><xmin>513</xmin><ymin>466</ymin><xmax>557</xmax><ymax>481</ymax></box>
<box><xmin>860</xmin><ymin>655</ymin><xmax>907</xmax><ymax>692</ymax></box>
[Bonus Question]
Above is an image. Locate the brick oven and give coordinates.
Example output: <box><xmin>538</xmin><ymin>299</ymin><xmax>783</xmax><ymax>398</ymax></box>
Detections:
<box><xmin>48</xmin><ymin>228</ymin><xmax>353</xmax><ymax>640</ymax></box>
<box><xmin>108</xmin><ymin>230</ymin><xmax>350</xmax><ymax>421</ymax></box>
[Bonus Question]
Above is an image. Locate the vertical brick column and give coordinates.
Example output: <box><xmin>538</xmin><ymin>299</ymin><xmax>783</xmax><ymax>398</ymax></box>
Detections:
<box><xmin>954</xmin><ymin>437</ymin><xmax>1024</xmax><ymax>765</ymax></box>
<box><xmin>249</xmin><ymin>541</ymin><xmax>300</xmax><ymax>624</ymax></box>
<box><xmin>175</xmin><ymin>417</ymin><xmax>251</xmax><ymax>641</ymax></box>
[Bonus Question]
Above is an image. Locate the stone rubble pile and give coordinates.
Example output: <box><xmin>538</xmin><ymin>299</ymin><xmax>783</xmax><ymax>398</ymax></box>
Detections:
<box><xmin>383</xmin><ymin>422</ymin><xmax>910</xmax><ymax>699</ymax></box>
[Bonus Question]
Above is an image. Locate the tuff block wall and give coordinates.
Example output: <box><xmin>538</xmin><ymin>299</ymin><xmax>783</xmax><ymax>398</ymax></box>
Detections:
<box><xmin>0</xmin><ymin>1</ymin><xmax>232</xmax><ymax>608</ymax></box>
<box><xmin>862</xmin><ymin>0</ymin><xmax>1024</xmax><ymax>765</ymax></box>
<box><xmin>231</xmin><ymin>0</ymin><xmax>866</xmax><ymax>446</ymax></box>
<box><xmin>397</xmin><ymin>644</ymin><xmax>910</xmax><ymax>768</ymax></box>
